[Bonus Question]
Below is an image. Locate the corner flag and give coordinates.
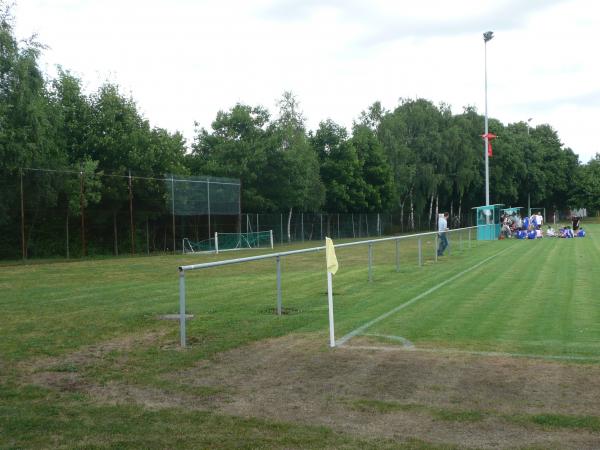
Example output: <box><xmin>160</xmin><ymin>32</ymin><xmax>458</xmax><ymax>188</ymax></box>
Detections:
<box><xmin>325</xmin><ymin>237</ymin><xmax>338</xmax><ymax>348</ymax></box>
<box><xmin>325</xmin><ymin>237</ymin><xmax>338</xmax><ymax>275</ymax></box>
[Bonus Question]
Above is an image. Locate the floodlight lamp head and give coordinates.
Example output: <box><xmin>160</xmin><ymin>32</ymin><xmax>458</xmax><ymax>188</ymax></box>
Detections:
<box><xmin>483</xmin><ymin>31</ymin><xmax>494</xmax><ymax>42</ymax></box>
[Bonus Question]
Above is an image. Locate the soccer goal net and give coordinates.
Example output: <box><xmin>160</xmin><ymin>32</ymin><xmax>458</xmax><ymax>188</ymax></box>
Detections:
<box><xmin>183</xmin><ymin>230</ymin><xmax>274</xmax><ymax>254</ymax></box>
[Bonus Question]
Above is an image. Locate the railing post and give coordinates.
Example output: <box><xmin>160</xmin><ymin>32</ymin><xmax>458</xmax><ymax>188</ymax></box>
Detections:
<box><xmin>368</xmin><ymin>243</ymin><xmax>373</xmax><ymax>282</ymax></box>
<box><xmin>276</xmin><ymin>255</ymin><xmax>282</xmax><ymax>315</ymax></box>
<box><xmin>395</xmin><ymin>239</ymin><xmax>400</xmax><ymax>272</ymax></box>
<box><xmin>179</xmin><ymin>270</ymin><xmax>186</xmax><ymax>347</ymax></box>
<box><xmin>320</xmin><ymin>213</ymin><xmax>323</xmax><ymax>240</ymax></box>
<box><xmin>418</xmin><ymin>238</ymin><xmax>422</xmax><ymax>267</ymax></box>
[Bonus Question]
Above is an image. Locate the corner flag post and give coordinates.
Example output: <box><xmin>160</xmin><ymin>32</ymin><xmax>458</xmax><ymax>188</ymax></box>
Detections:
<box><xmin>325</xmin><ymin>237</ymin><xmax>338</xmax><ymax>348</ymax></box>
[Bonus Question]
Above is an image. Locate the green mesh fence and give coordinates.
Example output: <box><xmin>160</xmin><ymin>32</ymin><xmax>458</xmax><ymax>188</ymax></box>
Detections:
<box><xmin>165</xmin><ymin>175</ymin><xmax>240</xmax><ymax>216</ymax></box>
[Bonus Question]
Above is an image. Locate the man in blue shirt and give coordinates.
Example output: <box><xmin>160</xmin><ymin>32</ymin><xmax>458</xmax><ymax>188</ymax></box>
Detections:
<box><xmin>437</xmin><ymin>212</ymin><xmax>449</xmax><ymax>256</ymax></box>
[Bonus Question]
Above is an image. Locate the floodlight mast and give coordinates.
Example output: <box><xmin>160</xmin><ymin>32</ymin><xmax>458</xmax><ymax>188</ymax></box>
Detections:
<box><xmin>483</xmin><ymin>30</ymin><xmax>494</xmax><ymax>206</ymax></box>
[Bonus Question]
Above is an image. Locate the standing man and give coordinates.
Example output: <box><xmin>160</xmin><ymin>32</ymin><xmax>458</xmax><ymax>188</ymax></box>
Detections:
<box><xmin>438</xmin><ymin>212</ymin><xmax>449</xmax><ymax>257</ymax></box>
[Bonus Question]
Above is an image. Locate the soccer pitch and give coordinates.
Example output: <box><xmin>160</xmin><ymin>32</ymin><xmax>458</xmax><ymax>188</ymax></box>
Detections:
<box><xmin>332</xmin><ymin>230</ymin><xmax>600</xmax><ymax>359</ymax></box>
<box><xmin>2</xmin><ymin>224</ymin><xmax>600</xmax><ymax>448</ymax></box>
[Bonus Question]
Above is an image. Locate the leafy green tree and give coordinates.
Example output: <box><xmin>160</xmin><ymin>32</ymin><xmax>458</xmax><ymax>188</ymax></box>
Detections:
<box><xmin>351</xmin><ymin>123</ymin><xmax>394</xmax><ymax>212</ymax></box>
<box><xmin>311</xmin><ymin>119</ymin><xmax>366</xmax><ymax>212</ymax></box>
<box><xmin>571</xmin><ymin>155</ymin><xmax>600</xmax><ymax>214</ymax></box>
<box><xmin>189</xmin><ymin>103</ymin><xmax>272</xmax><ymax>211</ymax></box>
<box><xmin>265</xmin><ymin>92</ymin><xmax>324</xmax><ymax>239</ymax></box>
<box><xmin>444</xmin><ymin>107</ymin><xmax>482</xmax><ymax>221</ymax></box>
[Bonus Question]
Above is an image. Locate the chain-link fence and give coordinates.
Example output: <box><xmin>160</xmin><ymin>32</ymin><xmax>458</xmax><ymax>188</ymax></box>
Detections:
<box><xmin>241</xmin><ymin>211</ymin><xmax>474</xmax><ymax>244</ymax></box>
<box><xmin>3</xmin><ymin>168</ymin><xmax>476</xmax><ymax>260</ymax></box>
<box><xmin>3</xmin><ymin>169</ymin><xmax>241</xmax><ymax>260</ymax></box>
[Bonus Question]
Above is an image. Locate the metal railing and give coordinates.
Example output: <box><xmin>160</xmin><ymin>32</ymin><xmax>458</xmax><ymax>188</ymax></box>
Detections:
<box><xmin>176</xmin><ymin>226</ymin><xmax>478</xmax><ymax>347</ymax></box>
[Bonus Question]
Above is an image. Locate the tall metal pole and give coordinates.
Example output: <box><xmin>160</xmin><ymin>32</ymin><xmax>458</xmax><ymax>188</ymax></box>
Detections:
<box><xmin>483</xmin><ymin>31</ymin><xmax>494</xmax><ymax>206</ymax></box>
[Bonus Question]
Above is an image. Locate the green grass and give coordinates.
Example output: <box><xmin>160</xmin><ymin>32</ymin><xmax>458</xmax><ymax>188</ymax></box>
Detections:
<box><xmin>358</xmin><ymin>227</ymin><xmax>600</xmax><ymax>358</ymax></box>
<box><xmin>1</xmin><ymin>225</ymin><xmax>600</xmax><ymax>447</ymax></box>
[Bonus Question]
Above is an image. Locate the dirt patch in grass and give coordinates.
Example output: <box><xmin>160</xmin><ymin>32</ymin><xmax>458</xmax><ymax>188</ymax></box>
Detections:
<box><xmin>169</xmin><ymin>334</ymin><xmax>600</xmax><ymax>449</ymax></box>
<box><xmin>24</xmin><ymin>332</ymin><xmax>600</xmax><ymax>449</ymax></box>
<box><xmin>20</xmin><ymin>330</ymin><xmax>169</xmax><ymax>374</ymax></box>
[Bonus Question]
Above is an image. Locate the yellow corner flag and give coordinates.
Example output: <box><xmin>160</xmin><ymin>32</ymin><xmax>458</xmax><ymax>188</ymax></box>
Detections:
<box><xmin>325</xmin><ymin>237</ymin><xmax>338</xmax><ymax>275</ymax></box>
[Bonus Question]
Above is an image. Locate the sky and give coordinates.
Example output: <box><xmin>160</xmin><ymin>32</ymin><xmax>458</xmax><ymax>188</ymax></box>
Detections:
<box><xmin>14</xmin><ymin>0</ymin><xmax>600</xmax><ymax>162</ymax></box>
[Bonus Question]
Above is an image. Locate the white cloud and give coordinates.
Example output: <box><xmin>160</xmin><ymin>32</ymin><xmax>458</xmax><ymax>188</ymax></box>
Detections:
<box><xmin>13</xmin><ymin>0</ymin><xmax>600</xmax><ymax>161</ymax></box>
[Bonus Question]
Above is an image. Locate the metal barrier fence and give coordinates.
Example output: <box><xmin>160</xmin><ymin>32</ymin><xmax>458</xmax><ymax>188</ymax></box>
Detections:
<box><xmin>176</xmin><ymin>226</ymin><xmax>478</xmax><ymax>347</ymax></box>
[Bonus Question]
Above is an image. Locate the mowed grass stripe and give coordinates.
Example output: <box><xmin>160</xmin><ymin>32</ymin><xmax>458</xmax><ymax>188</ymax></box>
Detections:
<box><xmin>571</xmin><ymin>231</ymin><xmax>600</xmax><ymax>344</ymax></box>
<box><xmin>332</xmin><ymin>241</ymin><xmax>511</xmax><ymax>339</ymax></box>
<box><xmin>370</xmin><ymin>240</ymin><xmax>524</xmax><ymax>347</ymax></box>
<box><xmin>369</xmin><ymin>230</ymin><xmax>600</xmax><ymax>357</ymax></box>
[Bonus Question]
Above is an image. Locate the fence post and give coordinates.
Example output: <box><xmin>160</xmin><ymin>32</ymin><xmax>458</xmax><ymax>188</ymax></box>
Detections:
<box><xmin>207</xmin><ymin>178</ymin><xmax>211</xmax><ymax>241</ymax></box>
<box><xmin>435</xmin><ymin>234</ymin><xmax>438</xmax><ymax>262</ymax></box>
<box><xmin>66</xmin><ymin>214</ymin><xmax>70</xmax><ymax>259</ymax></box>
<box><xmin>301</xmin><ymin>212</ymin><xmax>304</xmax><ymax>242</ymax></box>
<box><xmin>280</xmin><ymin>213</ymin><xmax>283</xmax><ymax>244</ymax></box>
<box><xmin>179</xmin><ymin>270</ymin><xmax>186</xmax><ymax>347</ymax></box>
<box><xmin>418</xmin><ymin>238</ymin><xmax>422</xmax><ymax>267</ymax></box>
<box><xmin>337</xmin><ymin>214</ymin><xmax>340</xmax><ymax>238</ymax></box>
<box><xmin>269</xmin><ymin>229</ymin><xmax>274</xmax><ymax>249</ymax></box>
<box><xmin>368</xmin><ymin>243</ymin><xmax>373</xmax><ymax>282</ymax></box>
<box><xmin>80</xmin><ymin>167</ymin><xmax>86</xmax><ymax>257</ymax></box>
<box><xmin>20</xmin><ymin>169</ymin><xmax>26</xmax><ymax>259</ymax></box>
<box><xmin>377</xmin><ymin>213</ymin><xmax>381</xmax><ymax>236</ymax></box>
<box><xmin>395</xmin><ymin>239</ymin><xmax>400</xmax><ymax>272</ymax></box>
<box><xmin>129</xmin><ymin>170</ymin><xmax>135</xmax><ymax>255</ymax></box>
<box><xmin>171</xmin><ymin>175</ymin><xmax>175</xmax><ymax>254</ymax></box>
<box><xmin>320</xmin><ymin>214</ymin><xmax>323</xmax><ymax>240</ymax></box>
<box><xmin>276</xmin><ymin>256</ymin><xmax>282</xmax><ymax>315</ymax></box>
<box><xmin>469</xmin><ymin>229</ymin><xmax>472</xmax><ymax>248</ymax></box>
<box><xmin>215</xmin><ymin>232</ymin><xmax>219</xmax><ymax>254</ymax></box>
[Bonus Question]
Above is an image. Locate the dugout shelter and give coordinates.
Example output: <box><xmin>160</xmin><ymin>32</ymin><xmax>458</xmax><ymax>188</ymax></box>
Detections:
<box><xmin>473</xmin><ymin>204</ymin><xmax>504</xmax><ymax>240</ymax></box>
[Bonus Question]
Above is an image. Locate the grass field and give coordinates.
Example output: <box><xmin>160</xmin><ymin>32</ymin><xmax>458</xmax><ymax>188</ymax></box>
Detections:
<box><xmin>2</xmin><ymin>224</ymin><xmax>600</xmax><ymax>449</ymax></box>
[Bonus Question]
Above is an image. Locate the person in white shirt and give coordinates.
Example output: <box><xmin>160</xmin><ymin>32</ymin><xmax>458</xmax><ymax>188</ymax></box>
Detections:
<box><xmin>437</xmin><ymin>212</ymin><xmax>449</xmax><ymax>256</ymax></box>
<box><xmin>536</xmin><ymin>213</ymin><xmax>543</xmax><ymax>228</ymax></box>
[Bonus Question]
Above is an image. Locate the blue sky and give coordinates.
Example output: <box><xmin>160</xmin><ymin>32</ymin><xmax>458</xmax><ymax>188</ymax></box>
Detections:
<box><xmin>15</xmin><ymin>0</ymin><xmax>600</xmax><ymax>162</ymax></box>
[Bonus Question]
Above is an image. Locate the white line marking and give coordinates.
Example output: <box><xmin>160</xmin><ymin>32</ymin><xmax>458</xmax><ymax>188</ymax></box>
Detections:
<box><xmin>335</xmin><ymin>246</ymin><xmax>511</xmax><ymax>347</ymax></box>
<box><xmin>364</xmin><ymin>333</ymin><xmax>414</xmax><ymax>349</ymax></box>
<box><xmin>345</xmin><ymin>345</ymin><xmax>600</xmax><ymax>362</ymax></box>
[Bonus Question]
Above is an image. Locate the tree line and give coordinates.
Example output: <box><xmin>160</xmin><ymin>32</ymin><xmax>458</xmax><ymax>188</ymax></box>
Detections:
<box><xmin>1</xmin><ymin>8</ymin><xmax>598</xmax><ymax>258</ymax></box>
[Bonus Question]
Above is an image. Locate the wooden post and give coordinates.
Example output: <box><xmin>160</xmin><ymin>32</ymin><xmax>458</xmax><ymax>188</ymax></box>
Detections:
<box><xmin>80</xmin><ymin>166</ymin><xmax>86</xmax><ymax>257</ymax></box>
<box><xmin>128</xmin><ymin>170</ymin><xmax>135</xmax><ymax>254</ymax></box>
<box><xmin>20</xmin><ymin>169</ymin><xmax>26</xmax><ymax>259</ymax></box>
<box><xmin>171</xmin><ymin>175</ymin><xmax>176</xmax><ymax>253</ymax></box>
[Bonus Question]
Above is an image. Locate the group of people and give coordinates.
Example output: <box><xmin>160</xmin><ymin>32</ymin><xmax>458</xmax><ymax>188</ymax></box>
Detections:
<box><xmin>500</xmin><ymin>212</ymin><xmax>586</xmax><ymax>240</ymax></box>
